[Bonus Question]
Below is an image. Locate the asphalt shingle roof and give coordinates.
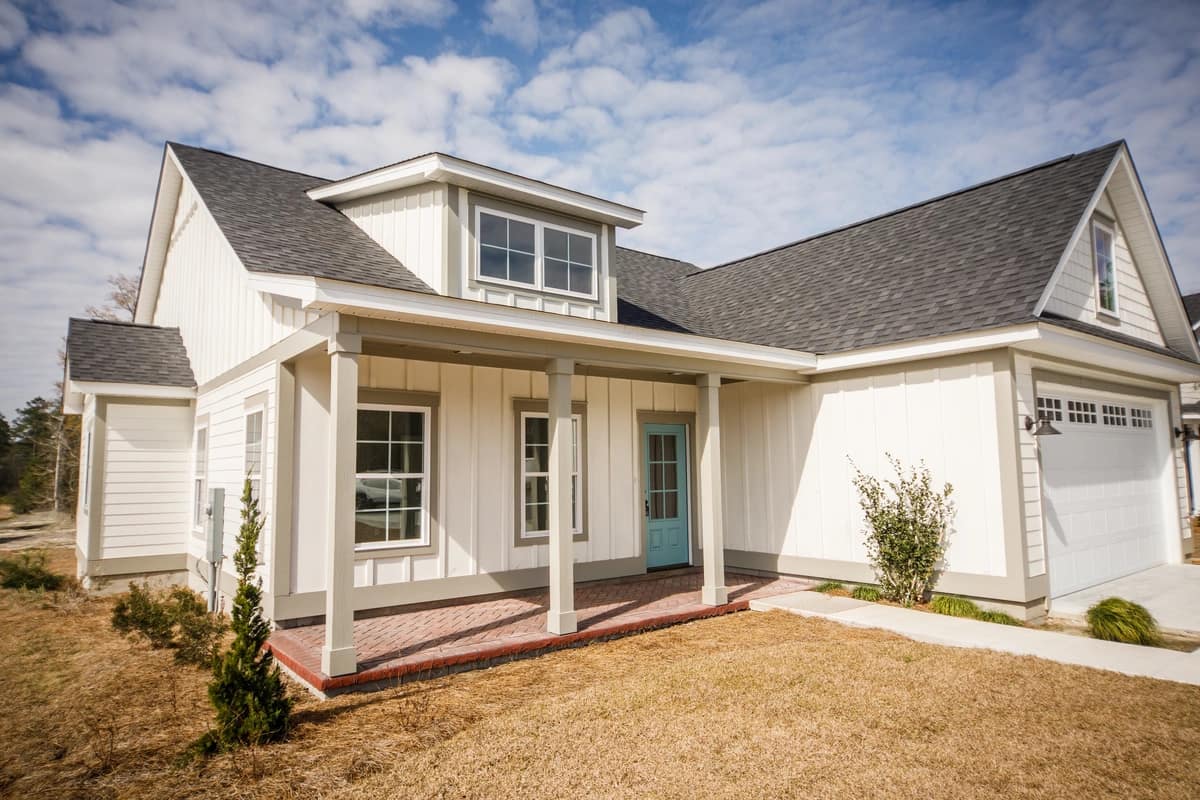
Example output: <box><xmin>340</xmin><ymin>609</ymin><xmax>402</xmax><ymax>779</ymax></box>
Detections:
<box><xmin>610</xmin><ymin>247</ymin><xmax>700</xmax><ymax>333</ymax></box>
<box><xmin>1181</xmin><ymin>292</ymin><xmax>1200</xmax><ymax>327</ymax></box>
<box><xmin>169</xmin><ymin>143</ymin><xmax>434</xmax><ymax>295</ymax></box>
<box><xmin>67</xmin><ymin>318</ymin><xmax>195</xmax><ymax>387</ymax></box>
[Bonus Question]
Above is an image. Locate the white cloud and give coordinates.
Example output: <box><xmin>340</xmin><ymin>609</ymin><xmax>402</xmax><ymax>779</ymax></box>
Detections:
<box><xmin>483</xmin><ymin>0</ymin><xmax>540</xmax><ymax>50</ymax></box>
<box><xmin>341</xmin><ymin>0</ymin><xmax>457</xmax><ymax>26</ymax></box>
<box><xmin>0</xmin><ymin>1</ymin><xmax>27</xmax><ymax>50</ymax></box>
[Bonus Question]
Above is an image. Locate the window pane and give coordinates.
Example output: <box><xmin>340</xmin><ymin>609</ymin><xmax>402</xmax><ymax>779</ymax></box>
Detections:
<box><xmin>355</xmin><ymin>511</ymin><xmax>388</xmax><ymax>544</ymax></box>
<box><xmin>569</xmin><ymin>264</ymin><xmax>593</xmax><ymax>295</ymax></box>
<box><xmin>245</xmin><ymin>444</ymin><xmax>262</xmax><ymax>476</ymax></box>
<box><xmin>509</xmin><ymin>219</ymin><xmax>535</xmax><ymax>253</ymax></box>
<box><xmin>480</xmin><ymin>244</ymin><xmax>508</xmax><ymax>279</ymax></box>
<box><xmin>649</xmin><ymin>434</ymin><xmax>663</xmax><ymax>462</ymax></box>
<box><xmin>662</xmin><ymin>435</ymin><xmax>676</xmax><ymax>462</ymax></box>
<box><xmin>391</xmin><ymin>411</ymin><xmax>423</xmax><ymax>441</ymax></box>
<box><xmin>545</xmin><ymin>258</ymin><xmax>569</xmax><ymax>290</ymax></box>
<box><xmin>651</xmin><ymin>462</ymin><xmax>665</xmax><ymax>492</ymax></box>
<box><xmin>246</xmin><ymin>411</ymin><xmax>262</xmax><ymax>444</ymax></box>
<box><xmin>544</xmin><ymin>228</ymin><xmax>568</xmax><ymax>260</ymax></box>
<box><xmin>571</xmin><ymin>474</ymin><xmax>579</xmax><ymax>528</ymax></box>
<box><xmin>525</xmin><ymin>501</ymin><xmax>548</xmax><ymax>534</ymax></box>
<box><xmin>651</xmin><ymin>492</ymin><xmax>664</xmax><ymax>519</ymax></box>
<box><xmin>388</xmin><ymin>477</ymin><xmax>422</xmax><ymax>509</ymax></box>
<box><xmin>355</xmin><ymin>478</ymin><xmax>388</xmax><ymax>510</ymax></box>
<box><xmin>357</xmin><ymin>409</ymin><xmax>389</xmax><ymax>441</ymax></box>
<box><xmin>480</xmin><ymin>212</ymin><xmax>507</xmax><ymax>247</ymax></box>
<box><xmin>525</xmin><ymin>475</ymin><xmax>548</xmax><ymax>505</ymax></box>
<box><xmin>390</xmin><ymin>508</ymin><xmax>422</xmax><ymax>541</ymax></box>
<box><xmin>356</xmin><ymin>442</ymin><xmax>389</xmax><ymax>473</ymax></box>
<box><xmin>663</xmin><ymin>463</ymin><xmax>678</xmax><ymax>490</ymax></box>
<box><xmin>568</xmin><ymin>233</ymin><xmax>592</xmax><ymax>266</ymax></box>
<box><xmin>509</xmin><ymin>251</ymin><xmax>535</xmax><ymax>284</ymax></box>
<box><xmin>390</xmin><ymin>442</ymin><xmax>423</xmax><ymax>474</ymax></box>
<box><xmin>524</xmin><ymin>443</ymin><xmax>549</xmax><ymax>473</ymax></box>
<box><xmin>525</xmin><ymin>416</ymin><xmax>548</xmax><ymax>446</ymax></box>
<box><xmin>664</xmin><ymin>492</ymin><xmax>678</xmax><ymax>519</ymax></box>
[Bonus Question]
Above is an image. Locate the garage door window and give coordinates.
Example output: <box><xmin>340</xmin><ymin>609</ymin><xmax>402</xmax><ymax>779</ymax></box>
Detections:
<box><xmin>1036</xmin><ymin>396</ymin><xmax>1063</xmax><ymax>421</ymax></box>
<box><xmin>1101</xmin><ymin>404</ymin><xmax>1127</xmax><ymax>427</ymax></box>
<box><xmin>1130</xmin><ymin>407</ymin><xmax>1153</xmax><ymax>429</ymax></box>
<box><xmin>1066</xmin><ymin>400</ymin><xmax>1097</xmax><ymax>424</ymax></box>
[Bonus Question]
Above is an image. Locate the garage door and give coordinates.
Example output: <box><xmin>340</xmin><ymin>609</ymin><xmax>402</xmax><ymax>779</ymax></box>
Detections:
<box><xmin>1037</xmin><ymin>388</ymin><xmax>1171</xmax><ymax>598</ymax></box>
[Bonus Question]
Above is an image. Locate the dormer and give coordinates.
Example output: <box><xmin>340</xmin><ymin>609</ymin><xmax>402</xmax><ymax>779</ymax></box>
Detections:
<box><xmin>308</xmin><ymin>154</ymin><xmax>644</xmax><ymax>322</ymax></box>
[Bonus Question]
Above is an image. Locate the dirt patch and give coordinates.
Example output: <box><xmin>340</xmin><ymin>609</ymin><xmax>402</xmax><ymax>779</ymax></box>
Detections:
<box><xmin>0</xmin><ymin>510</ymin><xmax>77</xmax><ymax>552</ymax></box>
<box><xmin>1</xmin><ymin>548</ymin><xmax>1199</xmax><ymax>799</ymax></box>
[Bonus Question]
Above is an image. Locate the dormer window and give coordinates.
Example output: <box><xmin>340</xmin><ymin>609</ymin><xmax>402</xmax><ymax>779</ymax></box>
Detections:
<box><xmin>1093</xmin><ymin>218</ymin><xmax>1117</xmax><ymax>315</ymax></box>
<box><xmin>476</xmin><ymin>207</ymin><xmax>598</xmax><ymax>300</ymax></box>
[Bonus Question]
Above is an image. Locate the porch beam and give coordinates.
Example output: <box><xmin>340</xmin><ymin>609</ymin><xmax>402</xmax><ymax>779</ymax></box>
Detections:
<box><xmin>697</xmin><ymin>374</ymin><xmax>728</xmax><ymax>606</ymax></box>
<box><xmin>547</xmin><ymin>358</ymin><xmax>578</xmax><ymax>635</ymax></box>
<box><xmin>322</xmin><ymin>333</ymin><xmax>361</xmax><ymax>677</ymax></box>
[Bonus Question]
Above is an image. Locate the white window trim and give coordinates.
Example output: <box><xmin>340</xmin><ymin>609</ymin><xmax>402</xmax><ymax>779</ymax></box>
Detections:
<box><xmin>474</xmin><ymin>205</ymin><xmax>600</xmax><ymax>302</ymax></box>
<box><xmin>243</xmin><ymin>407</ymin><xmax>265</xmax><ymax>497</ymax></box>
<box><xmin>192</xmin><ymin>424</ymin><xmax>208</xmax><ymax>531</ymax></box>
<box><xmin>354</xmin><ymin>403</ymin><xmax>432</xmax><ymax>551</ymax></box>
<box><xmin>1092</xmin><ymin>217</ymin><xmax>1119</xmax><ymax>319</ymax></box>
<box><xmin>519</xmin><ymin>410</ymin><xmax>583</xmax><ymax>539</ymax></box>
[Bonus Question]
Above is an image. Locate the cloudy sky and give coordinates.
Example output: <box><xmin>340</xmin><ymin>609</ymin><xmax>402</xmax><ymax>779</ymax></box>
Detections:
<box><xmin>1</xmin><ymin>0</ymin><xmax>1198</xmax><ymax>416</ymax></box>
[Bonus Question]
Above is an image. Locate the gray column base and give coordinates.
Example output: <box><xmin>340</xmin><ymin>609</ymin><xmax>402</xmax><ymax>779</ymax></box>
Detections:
<box><xmin>547</xmin><ymin>609</ymin><xmax>578</xmax><ymax>635</ymax></box>
<box><xmin>702</xmin><ymin>585</ymin><xmax>728</xmax><ymax>606</ymax></box>
<box><xmin>322</xmin><ymin>645</ymin><xmax>358</xmax><ymax>677</ymax></box>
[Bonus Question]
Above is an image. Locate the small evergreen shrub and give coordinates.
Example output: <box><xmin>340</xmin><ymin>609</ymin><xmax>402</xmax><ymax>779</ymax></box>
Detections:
<box><xmin>929</xmin><ymin>595</ymin><xmax>980</xmax><ymax>619</ymax></box>
<box><xmin>976</xmin><ymin>610</ymin><xmax>1022</xmax><ymax>626</ymax></box>
<box><xmin>813</xmin><ymin>581</ymin><xmax>846</xmax><ymax>594</ymax></box>
<box><xmin>0</xmin><ymin>550</ymin><xmax>65</xmax><ymax>591</ymax></box>
<box><xmin>850</xmin><ymin>585</ymin><xmax>882</xmax><ymax>602</ymax></box>
<box><xmin>112</xmin><ymin>582</ymin><xmax>226</xmax><ymax>663</ymax></box>
<box><xmin>851</xmin><ymin>456</ymin><xmax>954</xmax><ymax>606</ymax></box>
<box><xmin>194</xmin><ymin>478</ymin><xmax>291</xmax><ymax>755</ymax></box>
<box><xmin>1086</xmin><ymin>597</ymin><xmax>1160</xmax><ymax>646</ymax></box>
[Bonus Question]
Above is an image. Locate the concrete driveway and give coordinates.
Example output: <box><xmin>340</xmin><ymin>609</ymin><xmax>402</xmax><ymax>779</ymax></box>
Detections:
<box><xmin>1049</xmin><ymin>564</ymin><xmax>1200</xmax><ymax>635</ymax></box>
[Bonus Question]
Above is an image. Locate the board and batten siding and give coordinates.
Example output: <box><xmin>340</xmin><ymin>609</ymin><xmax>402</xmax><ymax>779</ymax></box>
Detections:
<box><xmin>100</xmin><ymin>402</ymin><xmax>193</xmax><ymax>559</ymax></box>
<box><xmin>289</xmin><ymin>356</ymin><xmax>696</xmax><ymax>593</ymax></box>
<box><xmin>1042</xmin><ymin>192</ymin><xmax>1165</xmax><ymax>347</ymax></box>
<box><xmin>153</xmin><ymin>173</ymin><xmax>320</xmax><ymax>384</ymax></box>
<box><xmin>720</xmin><ymin>357</ymin><xmax>1009</xmax><ymax>578</ymax></box>
<box><xmin>338</xmin><ymin>184</ymin><xmax>447</xmax><ymax>294</ymax></box>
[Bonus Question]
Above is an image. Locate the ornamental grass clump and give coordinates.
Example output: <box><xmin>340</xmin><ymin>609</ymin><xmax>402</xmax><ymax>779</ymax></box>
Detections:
<box><xmin>929</xmin><ymin>595</ymin><xmax>980</xmax><ymax>619</ymax></box>
<box><xmin>813</xmin><ymin>581</ymin><xmax>846</xmax><ymax>594</ymax></box>
<box><xmin>193</xmin><ymin>479</ymin><xmax>291</xmax><ymax>755</ymax></box>
<box><xmin>850</xmin><ymin>585</ymin><xmax>882</xmax><ymax>602</ymax></box>
<box><xmin>1086</xmin><ymin>597</ymin><xmax>1160</xmax><ymax>646</ymax></box>
<box><xmin>851</xmin><ymin>456</ymin><xmax>954</xmax><ymax>607</ymax></box>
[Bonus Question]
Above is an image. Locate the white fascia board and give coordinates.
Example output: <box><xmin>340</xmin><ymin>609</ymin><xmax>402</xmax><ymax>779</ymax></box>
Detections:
<box><xmin>134</xmin><ymin>148</ymin><xmax>185</xmax><ymax>324</ymax></box>
<box><xmin>69</xmin><ymin>380</ymin><xmax>197</xmax><ymax>400</ymax></box>
<box><xmin>247</xmin><ymin>272</ymin><xmax>319</xmax><ymax>306</ymax></box>
<box><xmin>307</xmin><ymin>153</ymin><xmax>644</xmax><ymax>229</ymax></box>
<box><xmin>1027</xmin><ymin>323</ymin><xmax>1200</xmax><ymax>384</ymax></box>
<box><xmin>261</xmin><ymin>276</ymin><xmax>816</xmax><ymax>372</ymax></box>
<box><xmin>814</xmin><ymin>325</ymin><xmax>1042</xmax><ymax>373</ymax></box>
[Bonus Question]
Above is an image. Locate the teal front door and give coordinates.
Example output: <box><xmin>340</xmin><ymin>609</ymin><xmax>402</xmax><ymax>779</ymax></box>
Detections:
<box><xmin>644</xmin><ymin>423</ymin><xmax>690</xmax><ymax>569</ymax></box>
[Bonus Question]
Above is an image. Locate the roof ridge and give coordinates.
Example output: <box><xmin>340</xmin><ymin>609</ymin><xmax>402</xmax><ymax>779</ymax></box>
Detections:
<box><xmin>167</xmin><ymin>141</ymin><xmax>330</xmax><ymax>183</ymax></box>
<box><xmin>70</xmin><ymin>317</ymin><xmax>178</xmax><ymax>331</ymax></box>
<box><xmin>615</xmin><ymin>244</ymin><xmax>695</xmax><ymax>265</ymax></box>
<box><xmin>685</xmin><ymin>140</ymin><xmax>1125</xmax><ymax>278</ymax></box>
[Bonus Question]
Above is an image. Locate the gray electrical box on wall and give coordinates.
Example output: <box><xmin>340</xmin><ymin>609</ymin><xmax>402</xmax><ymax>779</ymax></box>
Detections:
<box><xmin>206</xmin><ymin>487</ymin><xmax>224</xmax><ymax>565</ymax></box>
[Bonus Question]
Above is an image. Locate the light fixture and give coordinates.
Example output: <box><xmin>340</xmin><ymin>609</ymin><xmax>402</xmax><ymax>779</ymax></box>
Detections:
<box><xmin>1024</xmin><ymin>415</ymin><xmax>1061</xmax><ymax>437</ymax></box>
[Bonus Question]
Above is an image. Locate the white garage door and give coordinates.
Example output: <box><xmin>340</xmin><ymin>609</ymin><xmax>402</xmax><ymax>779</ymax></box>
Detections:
<box><xmin>1037</xmin><ymin>388</ymin><xmax>1172</xmax><ymax>598</ymax></box>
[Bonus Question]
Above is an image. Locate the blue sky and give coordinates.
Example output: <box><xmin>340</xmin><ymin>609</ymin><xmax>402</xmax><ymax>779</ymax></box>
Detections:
<box><xmin>1</xmin><ymin>0</ymin><xmax>1199</xmax><ymax>416</ymax></box>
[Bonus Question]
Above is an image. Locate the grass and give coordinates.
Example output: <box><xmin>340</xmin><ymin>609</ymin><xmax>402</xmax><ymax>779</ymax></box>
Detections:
<box><xmin>850</xmin><ymin>585</ymin><xmax>882</xmax><ymax>602</ymax></box>
<box><xmin>929</xmin><ymin>595</ymin><xmax>1023</xmax><ymax>626</ymax></box>
<box><xmin>1087</xmin><ymin>597</ymin><xmax>1160</xmax><ymax>646</ymax></box>
<box><xmin>2</xmin><ymin>548</ymin><xmax>1199</xmax><ymax>799</ymax></box>
<box><xmin>813</xmin><ymin>580</ymin><xmax>846</xmax><ymax>593</ymax></box>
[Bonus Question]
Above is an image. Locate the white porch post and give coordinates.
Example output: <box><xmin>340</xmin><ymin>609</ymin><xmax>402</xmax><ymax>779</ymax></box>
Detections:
<box><xmin>546</xmin><ymin>358</ymin><xmax>578</xmax><ymax>635</ymax></box>
<box><xmin>322</xmin><ymin>333</ymin><xmax>360</xmax><ymax>677</ymax></box>
<box><xmin>697</xmin><ymin>373</ymin><xmax>728</xmax><ymax>606</ymax></box>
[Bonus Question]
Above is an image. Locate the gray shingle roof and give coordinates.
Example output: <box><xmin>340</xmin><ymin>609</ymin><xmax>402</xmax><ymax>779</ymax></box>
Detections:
<box><xmin>611</xmin><ymin>247</ymin><xmax>699</xmax><ymax>333</ymax></box>
<box><xmin>1181</xmin><ymin>292</ymin><xmax>1200</xmax><ymax>327</ymax></box>
<box><xmin>169</xmin><ymin>143</ymin><xmax>434</xmax><ymax>295</ymax></box>
<box><xmin>67</xmin><ymin>318</ymin><xmax>195</xmax><ymax>387</ymax></box>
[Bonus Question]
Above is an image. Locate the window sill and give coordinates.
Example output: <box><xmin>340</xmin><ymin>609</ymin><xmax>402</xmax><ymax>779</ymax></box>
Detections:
<box><xmin>354</xmin><ymin>541</ymin><xmax>437</xmax><ymax>559</ymax></box>
<box><xmin>1095</xmin><ymin>308</ymin><xmax>1121</xmax><ymax>323</ymax></box>
<box><xmin>474</xmin><ymin>274</ymin><xmax>599</xmax><ymax>304</ymax></box>
<box><xmin>514</xmin><ymin>530</ymin><xmax>588</xmax><ymax>547</ymax></box>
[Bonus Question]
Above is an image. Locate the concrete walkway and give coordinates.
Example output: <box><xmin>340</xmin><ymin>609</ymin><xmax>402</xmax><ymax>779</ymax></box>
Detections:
<box><xmin>1050</xmin><ymin>564</ymin><xmax>1200</xmax><ymax>634</ymax></box>
<box><xmin>751</xmin><ymin>591</ymin><xmax>1200</xmax><ymax>686</ymax></box>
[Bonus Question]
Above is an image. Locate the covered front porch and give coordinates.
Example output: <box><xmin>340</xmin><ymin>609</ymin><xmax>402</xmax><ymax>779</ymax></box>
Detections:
<box><xmin>269</xmin><ymin>568</ymin><xmax>812</xmax><ymax>694</ymax></box>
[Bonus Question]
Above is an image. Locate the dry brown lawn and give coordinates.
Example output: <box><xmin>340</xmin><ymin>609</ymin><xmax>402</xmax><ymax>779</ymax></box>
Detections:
<box><xmin>1</xmin><ymin>547</ymin><xmax>1198</xmax><ymax>799</ymax></box>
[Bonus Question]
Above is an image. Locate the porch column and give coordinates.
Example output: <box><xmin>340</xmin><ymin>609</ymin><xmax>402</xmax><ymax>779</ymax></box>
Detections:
<box><xmin>322</xmin><ymin>333</ymin><xmax>361</xmax><ymax>677</ymax></box>
<box><xmin>697</xmin><ymin>373</ymin><xmax>728</xmax><ymax>606</ymax></box>
<box><xmin>547</xmin><ymin>358</ymin><xmax>578</xmax><ymax>635</ymax></box>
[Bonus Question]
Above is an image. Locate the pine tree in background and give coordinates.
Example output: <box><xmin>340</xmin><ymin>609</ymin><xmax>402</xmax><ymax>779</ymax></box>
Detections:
<box><xmin>196</xmin><ymin>478</ymin><xmax>291</xmax><ymax>754</ymax></box>
<box><xmin>11</xmin><ymin>398</ymin><xmax>57</xmax><ymax>513</ymax></box>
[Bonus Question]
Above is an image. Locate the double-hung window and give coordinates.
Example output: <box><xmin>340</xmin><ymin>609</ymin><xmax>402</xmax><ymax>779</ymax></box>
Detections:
<box><xmin>1093</xmin><ymin>218</ymin><xmax>1118</xmax><ymax>315</ymax></box>
<box><xmin>193</xmin><ymin>425</ymin><xmax>208</xmax><ymax>529</ymax></box>
<box><xmin>476</xmin><ymin>207</ymin><xmax>598</xmax><ymax>300</ymax></box>
<box><xmin>244</xmin><ymin>410</ymin><xmax>263</xmax><ymax>502</ymax></box>
<box><xmin>355</xmin><ymin>405</ymin><xmax>431</xmax><ymax>548</ymax></box>
<box><xmin>519</xmin><ymin>411</ymin><xmax>583</xmax><ymax>539</ymax></box>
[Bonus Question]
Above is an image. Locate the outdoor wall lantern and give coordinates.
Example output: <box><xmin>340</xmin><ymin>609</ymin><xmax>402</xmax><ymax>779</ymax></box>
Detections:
<box><xmin>1024</xmin><ymin>415</ymin><xmax>1061</xmax><ymax>437</ymax></box>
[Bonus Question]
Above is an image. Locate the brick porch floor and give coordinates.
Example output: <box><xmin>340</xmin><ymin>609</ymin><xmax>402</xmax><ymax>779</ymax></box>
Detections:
<box><xmin>268</xmin><ymin>570</ymin><xmax>812</xmax><ymax>694</ymax></box>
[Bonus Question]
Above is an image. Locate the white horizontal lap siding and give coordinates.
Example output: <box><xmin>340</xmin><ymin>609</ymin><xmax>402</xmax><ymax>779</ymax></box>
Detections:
<box><xmin>721</xmin><ymin>359</ymin><xmax>1007</xmax><ymax>577</ymax></box>
<box><xmin>340</xmin><ymin>357</ymin><xmax>695</xmax><ymax>589</ymax></box>
<box><xmin>100</xmin><ymin>403</ymin><xmax>192</xmax><ymax>559</ymax></box>
<box><xmin>339</xmin><ymin>184</ymin><xmax>446</xmax><ymax>294</ymax></box>
<box><xmin>1042</xmin><ymin>192</ymin><xmax>1165</xmax><ymax>347</ymax></box>
<box><xmin>153</xmin><ymin>175</ymin><xmax>319</xmax><ymax>384</ymax></box>
<box><xmin>194</xmin><ymin>364</ymin><xmax>276</xmax><ymax>584</ymax></box>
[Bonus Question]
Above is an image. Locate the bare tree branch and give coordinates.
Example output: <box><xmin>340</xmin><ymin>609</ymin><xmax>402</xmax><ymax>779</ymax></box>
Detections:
<box><xmin>84</xmin><ymin>273</ymin><xmax>139</xmax><ymax>321</ymax></box>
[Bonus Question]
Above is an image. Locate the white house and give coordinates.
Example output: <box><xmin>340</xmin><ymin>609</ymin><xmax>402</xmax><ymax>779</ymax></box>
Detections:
<box><xmin>63</xmin><ymin>140</ymin><xmax>1200</xmax><ymax>678</ymax></box>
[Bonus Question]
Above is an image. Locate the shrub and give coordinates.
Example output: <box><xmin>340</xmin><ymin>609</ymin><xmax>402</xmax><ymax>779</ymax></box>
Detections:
<box><xmin>813</xmin><ymin>581</ymin><xmax>845</xmax><ymax>594</ymax></box>
<box><xmin>851</xmin><ymin>456</ymin><xmax>954</xmax><ymax>606</ymax></box>
<box><xmin>851</xmin><ymin>585</ymin><xmax>882</xmax><ymax>602</ymax></box>
<box><xmin>112</xmin><ymin>582</ymin><xmax>226</xmax><ymax>663</ymax></box>
<box><xmin>976</xmin><ymin>610</ymin><xmax>1022</xmax><ymax>626</ymax></box>
<box><xmin>1086</xmin><ymin>597</ymin><xmax>1160</xmax><ymax>646</ymax></box>
<box><xmin>194</xmin><ymin>478</ymin><xmax>291</xmax><ymax>755</ymax></box>
<box><xmin>0</xmin><ymin>550</ymin><xmax>66</xmax><ymax>591</ymax></box>
<box><xmin>929</xmin><ymin>595</ymin><xmax>980</xmax><ymax>619</ymax></box>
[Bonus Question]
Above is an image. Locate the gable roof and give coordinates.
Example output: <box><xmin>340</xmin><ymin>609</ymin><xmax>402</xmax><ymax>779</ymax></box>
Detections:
<box><xmin>66</xmin><ymin>318</ymin><xmax>195</xmax><ymax>387</ymax></box>
<box><xmin>168</xmin><ymin>144</ymin><xmax>434</xmax><ymax>295</ymax></box>
<box><xmin>610</xmin><ymin>246</ymin><xmax>699</xmax><ymax>334</ymax></box>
